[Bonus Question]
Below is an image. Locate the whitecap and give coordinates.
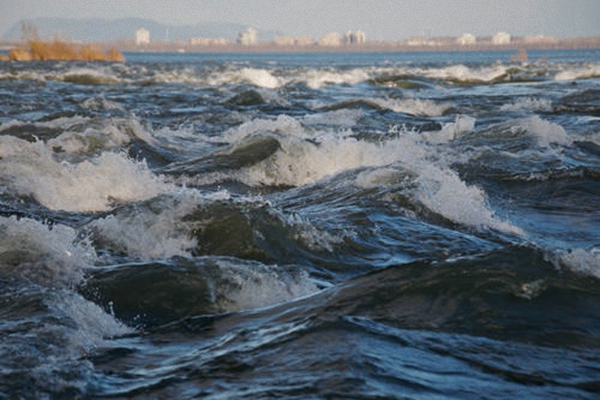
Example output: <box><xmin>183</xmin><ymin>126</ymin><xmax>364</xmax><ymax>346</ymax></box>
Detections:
<box><xmin>413</xmin><ymin>165</ymin><xmax>523</xmax><ymax>235</ymax></box>
<box><xmin>555</xmin><ymin>64</ymin><xmax>600</xmax><ymax>81</ymax></box>
<box><xmin>86</xmin><ymin>192</ymin><xmax>206</xmax><ymax>260</ymax></box>
<box><xmin>555</xmin><ymin>247</ymin><xmax>600</xmax><ymax>279</ymax></box>
<box><xmin>500</xmin><ymin>97</ymin><xmax>552</xmax><ymax>112</ymax></box>
<box><xmin>422</xmin><ymin>64</ymin><xmax>510</xmax><ymax>83</ymax></box>
<box><xmin>0</xmin><ymin>136</ymin><xmax>171</xmax><ymax>212</ymax></box>
<box><xmin>301</xmin><ymin>109</ymin><xmax>364</xmax><ymax>127</ymax></box>
<box><xmin>513</xmin><ymin>116</ymin><xmax>571</xmax><ymax>147</ymax></box>
<box><xmin>0</xmin><ymin>216</ymin><xmax>96</xmax><ymax>287</ymax></box>
<box><xmin>297</xmin><ymin>68</ymin><xmax>371</xmax><ymax>89</ymax></box>
<box><xmin>425</xmin><ymin>115</ymin><xmax>476</xmax><ymax>143</ymax></box>
<box><xmin>58</xmin><ymin>67</ymin><xmax>121</xmax><ymax>85</ymax></box>
<box><xmin>369</xmin><ymin>97</ymin><xmax>453</xmax><ymax>117</ymax></box>
<box><xmin>208</xmin><ymin>258</ymin><xmax>319</xmax><ymax>312</ymax></box>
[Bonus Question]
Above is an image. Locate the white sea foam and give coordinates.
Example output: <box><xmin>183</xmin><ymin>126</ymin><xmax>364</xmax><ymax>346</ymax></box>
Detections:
<box><xmin>413</xmin><ymin>165</ymin><xmax>523</xmax><ymax>234</ymax></box>
<box><xmin>82</xmin><ymin>96</ymin><xmax>125</xmax><ymax>111</ymax></box>
<box><xmin>241</xmin><ymin>135</ymin><xmax>389</xmax><ymax>187</ymax></box>
<box><xmin>53</xmin><ymin>290</ymin><xmax>133</xmax><ymax>349</ymax></box>
<box><xmin>87</xmin><ymin>192</ymin><xmax>204</xmax><ymax>259</ymax></box>
<box><xmin>209</xmin><ymin>259</ymin><xmax>318</xmax><ymax>312</ymax></box>
<box><xmin>513</xmin><ymin>116</ymin><xmax>571</xmax><ymax>147</ymax></box>
<box><xmin>0</xmin><ymin>136</ymin><xmax>171</xmax><ymax>212</ymax></box>
<box><xmin>301</xmin><ymin>109</ymin><xmax>363</xmax><ymax>127</ymax></box>
<box><xmin>236</xmin><ymin>117</ymin><xmax>423</xmax><ymax>187</ymax></box>
<box><xmin>422</xmin><ymin>64</ymin><xmax>510</xmax><ymax>83</ymax></box>
<box><xmin>225</xmin><ymin>114</ymin><xmax>307</xmax><ymax>142</ymax></box>
<box><xmin>370</xmin><ymin>97</ymin><xmax>453</xmax><ymax>117</ymax></box>
<box><xmin>355</xmin><ymin>167</ymin><xmax>413</xmax><ymax>189</ymax></box>
<box><xmin>500</xmin><ymin>97</ymin><xmax>552</xmax><ymax>112</ymax></box>
<box><xmin>0</xmin><ymin>115</ymin><xmax>91</xmax><ymax>134</ymax></box>
<box><xmin>0</xmin><ymin>216</ymin><xmax>96</xmax><ymax>286</ymax></box>
<box><xmin>297</xmin><ymin>68</ymin><xmax>371</xmax><ymax>89</ymax></box>
<box><xmin>0</xmin><ymin>116</ymin><xmax>158</xmax><ymax>158</ymax></box>
<box><xmin>425</xmin><ymin>115</ymin><xmax>476</xmax><ymax>143</ymax></box>
<box><xmin>51</xmin><ymin>117</ymin><xmax>158</xmax><ymax>158</ymax></box>
<box><xmin>2</xmin><ymin>287</ymin><xmax>131</xmax><ymax>398</ymax></box>
<box><xmin>206</xmin><ymin>68</ymin><xmax>285</xmax><ymax>89</ymax></box>
<box><xmin>239</xmin><ymin>68</ymin><xmax>284</xmax><ymax>89</ymax></box>
<box><xmin>58</xmin><ymin>67</ymin><xmax>122</xmax><ymax>85</ymax></box>
<box><xmin>555</xmin><ymin>64</ymin><xmax>600</xmax><ymax>81</ymax></box>
<box><xmin>354</xmin><ymin>160</ymin><xmax>523</xmax><ymax>235</ymax></box>
<box><xmin>269</xmin><ymin>208</ymin><xmax>350</xmax><ymax>252</ymax></box>
<box><xmin>352</xmin><ymin>125</ymin><xmax>521</xmax><ymax>234</ymax></box>
<box><xmin>555</xmin><ymin>247</ymin><xmax>600</xmax><ymax>279</ymax></box>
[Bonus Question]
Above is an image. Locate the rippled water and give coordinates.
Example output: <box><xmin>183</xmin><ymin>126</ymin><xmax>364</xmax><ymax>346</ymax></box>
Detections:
<box><xmin>1</xmin><ymin>49</ymin><xmax>600</xmax><ymax>399</ymax></box>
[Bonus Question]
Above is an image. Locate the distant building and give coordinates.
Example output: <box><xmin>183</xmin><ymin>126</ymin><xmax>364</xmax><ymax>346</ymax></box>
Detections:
<box><xmin>344</xmin><ymin>30</ymin><xmax>366</xmax><ymax>45</ymax></box>
<box><xmin>406</xmin><ymin>36</ymin><xmax>441</xmax><ymax>46</ymax></box>
<box><xmin>274</xmin><ymin>36</ymin><xmax>296</xmax><ymax>46</ymax></box>
<box><xmin>190</xmin><ymin>37</ymin><xmax>231</xmax><ymax>46</ymax></box>
<box><xmin>238</xmin><ymin>28</ymin><xmax>258</xmax><ymax>45</ymax></box>
<box><xmin>457</xmin><ymin>33</ymin><xmax>476</xmax><ymax>46</ymax></box>
<box><xmin>492</xmin><ymin>31</ymin><xmax>511</xmax><ymax>45</ymax></box>
<box><xmin>135</xmin><ymin>28</ymin><xmax>151</xmax><ymax>45</ymax></box>
<box><xmin>295</xmin><ymin>37</ymin><xmax>315</xmax><ymax>46</ymax></box>
<box><xmin>317</xmin><ymin>32</ymin><xmax>342</xmax><ymax>47</ymax></box>
<box><xmin>523</xmin><ymin>35</ymin><xmax>557</xmax><ymax>45</ymax></box>
<box><xmin>274</xmin><ymin>36</ymin><xmax>316</xmax><ymax>46</ymax></box>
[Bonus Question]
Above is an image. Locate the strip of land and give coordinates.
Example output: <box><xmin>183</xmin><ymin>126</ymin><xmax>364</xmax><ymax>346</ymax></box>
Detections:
<box><xmin>1</xmin><ymin>36</ymin><xmax>599</xmax><ymax>57</ymax></box>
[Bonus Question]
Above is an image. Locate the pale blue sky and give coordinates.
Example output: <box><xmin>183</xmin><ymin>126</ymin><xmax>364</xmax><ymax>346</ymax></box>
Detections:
<box><xmin>1</xmin><ymin>0</ymin><xmax>599</xmax><ymax>40</ymax></box>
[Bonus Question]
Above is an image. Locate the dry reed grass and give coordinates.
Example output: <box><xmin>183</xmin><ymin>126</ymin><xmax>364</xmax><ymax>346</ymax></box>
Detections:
<box><xmin>5</xmin><ymin>38</ymin><xmax>125</xmax><ymax>62</ymax></box>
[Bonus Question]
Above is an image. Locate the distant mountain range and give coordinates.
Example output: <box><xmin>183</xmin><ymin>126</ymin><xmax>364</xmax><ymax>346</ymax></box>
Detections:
<box><xmin>2</xmin><ymin>18</ymin><xmax>282</xmax><ymax>42</ymax></box>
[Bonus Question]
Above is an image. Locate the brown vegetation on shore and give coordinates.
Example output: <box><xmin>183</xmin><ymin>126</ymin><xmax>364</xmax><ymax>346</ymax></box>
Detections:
<box><xmin>7</xmin><ymin>39</ymin><xmax>125</xmax><ymax>62</ymax></box>
<box><xmin>4</xmin><ymin>22</ymin><xmax>124</xmax><ymax>62</ymax></box>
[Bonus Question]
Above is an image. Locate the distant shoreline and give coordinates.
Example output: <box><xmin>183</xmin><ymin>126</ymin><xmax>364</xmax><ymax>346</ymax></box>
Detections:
<box><xmin>118</xmin><ymin>37</ymin><xmax>600</xmax><ymax>54</ymax></box>
<box><xmin>2</xmin><ymin>37</ymin><xmax>600</xmax><ymax>55</ymax></box>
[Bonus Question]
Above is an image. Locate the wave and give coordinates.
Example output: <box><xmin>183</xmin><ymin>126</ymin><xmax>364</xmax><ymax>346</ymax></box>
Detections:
<box><xmin>0</xmin><ymin>286</ymin><xmax>130</xmax><ymax>399</ymax></box>
<box><xmin>215</xmin><ymin>115</ymin><xmax>521</xmax><ymax>235</ymax></box>
<box><xmin>555</xmin><ymin>64</ymin><xmax>600</xmax><ymax>81</ymax></box>
<box><xmin>324</xmin><ymin>97</ymin><xmax>453</xmax><ymax>117</ymax></box>
<box><xmin>420</xmin><ymin>64</ymin><xmax>512</xmax><ymax>84</ymax></box>
<box><xmin>294</xmin><ymin>68</ymin><xmax>371</xmax><ymax>89</ymax></box>
<box><xmin>59</xmin><ymin>67</ymin><xmax>122</xmax><ymax>85</ymax></box>
<box><xmin>82</xmin><ymin>188</ymin><xmax>351</xmax><ymax>266</ymax></box>
<box><xmin>301</xmin><ymin>109</ymin><xmax>364</xmax><ymax>127</ymax></box>
<box><xmin>500</xmin><ymin>97</ymin><xmax>553</xmax><ymax>113</ymax></box>
<box><xmin>0</xmin><ymin>135</ymin><xmax>170</xmax><ymax>212</ymax></box>
<box><xmin>82</xmin><ymin>256</ymin><xmax>318</xmax><ymax>327</ymax></box>
<box><xmin>2</xmin><ymin>61</ymin><xmax>598</xmax><ymax>90</ymax></box>
<box><xmin>86</xmin><ymin>192</ymin><xmax>204</xmax><ymax>260</ymax></box>
<box><xmin>0</xmin><ymin>216</ymin><xmax>95</xmax><ymax>286</ymax></box>
<box><xmin>0</xmin><ymin>115</ymin><xmax>158</xmax><ymax>156</ymax></box>
<box><xmin>455</xmin><ymin>116</ymin><xmax>573</xmax><ymax>154</ymax></box>
<box><xmin>554</xmin><ymin>247</ymin><xmax>600</xmax><ymax>279</ymax></box>
<box><xmin>282</xmin><ymin>244</ymin><xmax>600</xmax><ymax>347</ymax></box>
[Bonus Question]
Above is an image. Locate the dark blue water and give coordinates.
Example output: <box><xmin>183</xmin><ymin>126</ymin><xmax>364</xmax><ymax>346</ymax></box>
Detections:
<box><xmin>1</xmin><ymin>50</ymin><xmax>600</xmax><ymax>399</ymax></box>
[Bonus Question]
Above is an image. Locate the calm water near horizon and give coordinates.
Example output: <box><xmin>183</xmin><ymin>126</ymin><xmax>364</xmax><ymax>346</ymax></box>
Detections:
<box><xmin>1</xmin><ymin>49</ymin><xmax>600</xmax><ymax>398</ymax></box>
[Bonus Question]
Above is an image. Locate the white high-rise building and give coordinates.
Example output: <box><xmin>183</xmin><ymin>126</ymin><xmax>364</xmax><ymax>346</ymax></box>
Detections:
<box><xmin>457</xmin><ymin>33</ymin><xmax>476</xmax><ymax>46</ymax></box>
<box><xmin>492</xmin><ymin>31</ymin><xmax>511</xmax><ymax>45</ymax></box>
<box><xmin>344</xmin><ymin>30</ymin><xmax>366</xmax><ymax>45</ymax></box>
<box><xmin>135</xmin><ymin>28</ymin><xmax>151</xmax><ymax>45</ymax></box>
<box><xmin>238</xmin><ymin>28</ymin><xmax>258</xmax><ymax>45</ymax></box>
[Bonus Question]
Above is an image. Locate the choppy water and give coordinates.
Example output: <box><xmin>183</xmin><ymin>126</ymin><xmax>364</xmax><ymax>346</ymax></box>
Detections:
<box><xmin>1</xmin><ymin>49</ymin><xmax>600</xmax><ymax>399</ymax></box>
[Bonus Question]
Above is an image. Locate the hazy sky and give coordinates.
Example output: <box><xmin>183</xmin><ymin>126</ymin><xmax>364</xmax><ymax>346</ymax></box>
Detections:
<box><xmin>2</xmin><ymin>0</ymin><xmax>599</xmax><ymax>40</ymax></box>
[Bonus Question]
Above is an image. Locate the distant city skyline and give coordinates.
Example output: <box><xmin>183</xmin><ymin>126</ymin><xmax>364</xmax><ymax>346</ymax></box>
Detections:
<box><xmin>1</xmin><ymin>0</ymin><xmax>599</xmax><ymax>41</ymax></box>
